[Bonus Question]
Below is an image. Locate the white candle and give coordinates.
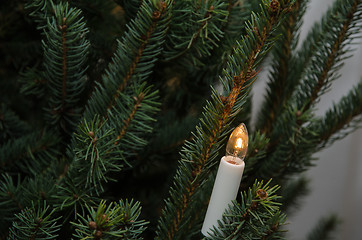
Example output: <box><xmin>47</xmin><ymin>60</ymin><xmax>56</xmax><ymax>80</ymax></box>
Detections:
<box><xmin>201</xmin><ymin>123</ymin><xmax>248</xmax><ymax>237</ymax></box>
<box><xmin>201</xmin><ymin>156</ymin><xmax>245</xmax><ymax>236</ymax></box>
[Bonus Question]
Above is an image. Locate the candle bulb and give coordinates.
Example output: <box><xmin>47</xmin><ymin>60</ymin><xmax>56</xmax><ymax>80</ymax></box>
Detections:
<box><xmin>201</xmin><ymin>123</ymin><xmax>248</xmax><ymax>236</ymax></box>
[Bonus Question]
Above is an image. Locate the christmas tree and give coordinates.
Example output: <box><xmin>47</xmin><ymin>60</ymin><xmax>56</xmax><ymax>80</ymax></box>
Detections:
<box><xmin>0</xmin><ymin>0</ymin><xmax>361</xmax><ymax>239</ymax></box>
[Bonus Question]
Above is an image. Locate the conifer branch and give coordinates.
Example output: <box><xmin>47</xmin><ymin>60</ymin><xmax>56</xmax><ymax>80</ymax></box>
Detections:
<box><xmin>225</xmin><ymin>0</ymin><xmax>235</xmax><ymax>28</ymax></box>
<box><xmin>84</xmin><ymin>0</ymin><xmax>171</xmax><ymax>119</ymax></box>
<box><xmin>204</xmin><ymin>0</ymin><xmax>253</xmax><ymax>72</ymax></box>
<box><xmin>62</xmin><ymin>0</ymin><xmax>170</xmax><ymax>199</ymax></box>
<box><xmin>69</xmin><ymin>116</ymin><xmax>123</xmax><ymax>195</ymax></box>
<box><xmin>8</xmin><ymin>202</ymin><xmax>61</xmax><ymax>240</ymax></box>
<box><xmin>251</xmin><ymin>0</ymin><xmax>362</xmax><ymax>181</ymax></box>
<box><xmin>303</xmin><ymin>0</ymin><xmax>360</xmax><ymax>111</ymax></box>
<box><xmin>7</xmin><ymin>192</ymin><xmax>24</xmax><ymax>212</ymax></box>
<box><xmin>66</xmin><ymin>85</ymin><xmax>159</xmax><ymax>198</ymax></box>
<box><xmin>53</xmin><ymin>178</ymin><xmax>98</xmax><ymax>218</ymax></box>
<box><xmin>258</xmin><ymin>0</ymin><xmax>307</xmax><ymax>134</ymax></box>
<box><xmin>107</xmin><ymin>4</ymin><xmax>166</xmax><ymax>112</ymax></box>
<box><xmin>0</xmin><ymin>131</ymin><xmax>60</xmax><ymax>175</ymax></box>
<box><xmin>282</xmin><ymin>0</ymin><xmax>361</xmax><ymax>175</ymax></box>
<box><xmin>156</xmin><ymin>1</ymin><xmax>295</xmax><ymax>239</ymax></box>
<box><xmin>26</xmin><ymin>0</ymin><xmax>54</xmax><ymax>30</ymax></box>
<box><xmin>310</xmin><ymin>81</ymin><xmax>362</xmax><ymax>149</ymax></box>
<box><xmin>163</xmin><ymin>0</ymin><xmax>229</xmax><ymax>65</ymax></box>
<box><xmin>2</xmin><ymin>0</ymin><xmax>362</xmax><ymax>238</ymax></box>
<box><xmin>43</xmin><ymin>2</ymin><xmax>90</xmax><ymax>134</ymax></box>
<box><xmin>208</xmin><ymin>180</ymin><xmax>285</xmax><ymax>239</ymax></box>
<box><xmin>104</xmin><ymin>83</ymin><xmax>160</xmax><ymax>160</ymax></box>
<box><xmin>21</xmin><ymin>173</ymin><xmax>58</xmax><ymax>207</ymax></box>
<box><xmin>188</xmin><ymin>5</ymin><xmax>215</xmax><ymax>49</ymax></box>
<box><xmin>294</xmin><ymin>0</ymin><xmax>361</xmax><ymax>111</ymax></box>
<box><xmin>243</xmin><ymin>131</ymin><xmax>270</xmax><ymax>181</ymax></box>
<box><xmin>72</xmin><ymin>200</ymin><xmax>148</xmax><ymax>240</ymax></box>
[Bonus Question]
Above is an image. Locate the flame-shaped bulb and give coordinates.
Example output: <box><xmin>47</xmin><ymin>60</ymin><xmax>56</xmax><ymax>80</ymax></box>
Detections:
<box><xmin>226</xmin><ymin>123</ymin><xmax>248</xmax><ymax>160</ymax></box>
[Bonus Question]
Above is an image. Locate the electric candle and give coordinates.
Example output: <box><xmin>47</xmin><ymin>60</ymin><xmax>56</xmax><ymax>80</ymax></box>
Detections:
<box><xmin>201</xmin><ymin>123</ymin><xmax>248</xmax><ymax>236</ymax></box>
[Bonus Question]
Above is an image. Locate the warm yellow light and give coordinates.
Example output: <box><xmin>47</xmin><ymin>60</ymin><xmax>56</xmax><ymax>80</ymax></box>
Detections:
<box><xmin>226</xmin><ymin>123</ymin><xmax>248</xmax><ymax>160</ymax></box>
<box><xmin>235</xmin><ymin>138</ymin><xmax>243</xmax><ymax>149</ymax></box>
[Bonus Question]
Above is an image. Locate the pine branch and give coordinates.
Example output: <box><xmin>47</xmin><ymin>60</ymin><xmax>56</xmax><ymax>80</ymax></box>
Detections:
<box><xmin>25</xmin><ymin>0</ymin><xmax>54</xmax><ymax>31</ymax></box>
<box><xmin>208</xmin><ymin>180</ymin><xmax>286</xmax><ymax>240</ymax></box>
<box><xmin>2</xmin><ymin>0</ymin><xmax>361</xmax><ymax>238</ymax></box>
<box><xmin>198</xmin><ymin>0</ymin><xmax>253</xmax><ymax>86</ymax></box>
<box><xmin>53</xmin><ymin>0</ymin><xmax>170</xmax><ymax>217</ymax></box>
<box><xmin>251</xmin><ymin>105</ymin><xmax>315</xmax><ymax>180</ymax></box>
<box><xmin>251</xmin><ymin>0</ymin><xmax>362</xmax><ymax>181</ymax></box>
<box><xmin>278</xmin><ymin>0</ymin><xmax>361</xmax><ymax>176</ymax></box>
<box><xmin>70</xmin><ymin>0</ymin><xmax>125</xmax><ymax>85</ymax></box>
<box><xmin>294</xmin><ymin>0</ymin><xmax>361</xmax><ymax>111</ymax></box>
<box><xmin>66</xmin><ymin>84</ymin><xmax>160</xmax><ymax>196</ymax></box>
<box><xmin>307</xmin><ymin>215</ymin><xmax>340</xmax><ymax>240</ymax></box>
<box><xmin>221</xmin><ymin>0</ymin><xmax>252</xmax><ymax>44</ymax></box>
<box><xmin>8</xmin><ymin>202</ymin><xmax>61</xmax><ymax>240</ymax></box>
<box><xmin>107</xmin><ymin>83</ymin><xmax>160</xmax><ymax>159</ymax></box>
<box><xmin>43</xmin><ymin>2</ymin><xmax>90</xmax><ymax>134</ymax></box>
<box><xmin>309</xmin><ymin>80</ymin><xmax>362</xmax><ymax>150</ymax></box>
<box><xmin>155</xmin><ymin>1</ymin><xmax>295</xmax><ymax>239</ymax></box>
<box><xmin>0</xmin><ymin>173</ymin><xmax>60</xmax><ymax>236</ymax></box>
<box><xmin>72</xmin><ymin>200</ymin><xmax>148</xmax><ymax>240</ymax></box>
<box><xmin>84</xmin><ymin>0</ymin><xmax>171</xmax><ymax>120</ymax></box>
<box><xmin>163</xmin><ymin>0</ymin><xmax>229</xmax><ymax>66</ymax></box>
<box><xmin>257</xmin><ymin>0</ymin><xmax>308</xmax><ymax>133</ymax></box>
<box><xmin>22</xmin><ymin>173</ymin><xmax>58</xmax><ymax>207</ymax></box>
<box><xmin>66</xmin><ymin>1</ymin><xmax>170</xmax><ymax>193</ymax></box>
<box><xmin>53</xmin><ymin>177</ymin><xmax>98</xmax><ymax>219</ymax></box>
<box><xmin>69</xmin><ymin>115</ymin><xmax>123</xmax><ymax>195</ymax></box>
<box><xmin>0</xmin><ymin>130</ymin><xmax>60</xmax><ymax>175</ymax></box>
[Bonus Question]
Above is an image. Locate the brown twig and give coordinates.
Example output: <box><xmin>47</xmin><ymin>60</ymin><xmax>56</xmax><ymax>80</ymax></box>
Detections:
<box><xmin>106</xmin><ymin>4</ymin><xmax>166</xmax><ymax>113</ymax></box>
<box><xmin>114</xmin><ymin>92</ymin><xmax>145</xmax><ymax>145</ymax></box>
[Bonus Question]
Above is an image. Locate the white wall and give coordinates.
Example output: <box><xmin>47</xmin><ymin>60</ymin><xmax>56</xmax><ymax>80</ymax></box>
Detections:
<box><xmin>252</xmin><ymin>0</ymin><xmax>362</xmax><ymax>239</ymax></box>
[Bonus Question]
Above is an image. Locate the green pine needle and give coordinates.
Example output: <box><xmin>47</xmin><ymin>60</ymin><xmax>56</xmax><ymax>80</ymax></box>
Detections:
<box><xmin>42</xmin><ymin>1</ymin><xmax>90</xmax><ymax>134</ymax></box>
<box><xmin>8</xmin><ymin>201</ymin><xmax>61</xmax><ymax>240</ymax></box>
<box><xmin>208</xmin><ymin>180</ymin><xmax>286</xmax><ymax>240</ymax></box>
<box><xmin>156</xmin><ymin>1</ymin><xmax>295</xmax><ymax>239</ymax></box>
<box><xmin>72</xmin><ymin>199</ymin><xmax>148</xmax><ymax>240</ymax></box>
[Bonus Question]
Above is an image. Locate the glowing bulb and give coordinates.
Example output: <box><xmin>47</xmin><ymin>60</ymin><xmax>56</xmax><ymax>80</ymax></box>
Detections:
<box><xmin>226</xmin><ymin>123</ymin><xmax>248</xmax><ymax>160</ymax></box>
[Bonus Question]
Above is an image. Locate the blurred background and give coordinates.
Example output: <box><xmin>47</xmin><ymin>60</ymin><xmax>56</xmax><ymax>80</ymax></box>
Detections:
<box><xmin>253</xmin><ymin>0</ymin><xmax>362</xmax><ymax>239</ymax></box>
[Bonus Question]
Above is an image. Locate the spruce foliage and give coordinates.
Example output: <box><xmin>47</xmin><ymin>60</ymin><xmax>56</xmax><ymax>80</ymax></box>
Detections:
<box><xmin>8</xmin><ymin>202</ymin><xmax>61</xmax><ymax>240</ymax></box>
<box><xmin>0</xmin><ymin>0</ymin><xmax>361</xmax><ymax>239</ymax></box>
<box><xmin>72</xmin><ymin>200</ymin><xmax>147</xmax><ymax>239</ymax></box>
<box><xmin>209</xmin><ymin>181</ymin><xmax>286</xmax><ymax>240</ymax></box>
